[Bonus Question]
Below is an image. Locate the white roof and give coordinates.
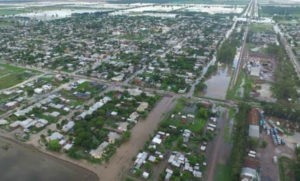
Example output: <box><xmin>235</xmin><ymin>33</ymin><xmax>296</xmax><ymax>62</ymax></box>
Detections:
<box><xmin>148</xmin><ymin>155</ymin><xmax>156</xmax><ymax>162</ymax></box>
<box><xmin>62</xmin><ymin>121</ymin><xmax>75</xmax><ymax>132</ymax></box>
<box><xmin>63</xmin><ymin>143</ymin><xmax>73</xmax><ymax>150</ymax></box>
<box><xmin>50</xmin><ymin>132</ymin><xmax>63</xmax><ymax>141</ymax></box>
<box><xmin>142</xmin><ymin>172</ymin><xmax>149</xmax><ymax>179</ymax></box>
<box><xmin>59</xmin><ymin>139</ymin><xmax>66</xmax><ymax>145</ymax></box>
<box><xmin>0</xmin><ymin>119</ymin><xmax>8</xmax><ymax>125</ymax></box>
<box><xmin>152</xmin><ymin>136</ymin><xmax>162</xmax><ymax>145</ymax></box>
<box><xmin>249</xmin><ymin>125</ymin><xmax>260</xmax><ymax>138</ymax></box>
<box><xmin>90</xmin><ymin>141</ymin><xmax>109</xmax><ymax>159</ymax></box>
<box><xmin>10</xmin><ymin>121</ymin><xmax>21</xmax><ymax>128</ymax></box>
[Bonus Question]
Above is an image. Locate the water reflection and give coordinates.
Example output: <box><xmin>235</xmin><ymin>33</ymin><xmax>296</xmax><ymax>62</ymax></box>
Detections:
<box><xmin>204</xmin><ymin>65</ymin><xmax>231</xmax><ymax>100</ymax></box>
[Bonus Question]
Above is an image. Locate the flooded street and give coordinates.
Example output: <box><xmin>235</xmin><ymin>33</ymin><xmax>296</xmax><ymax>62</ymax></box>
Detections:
<box><xmin>0</xmin><ymin>137</ymin><xmax>98</xmax><ymax>181</ymax></box>
<box><xmin>204</xmin><ymin>66</ymin><xmax>231</xmax><ymax>100</ymax></box>
<box><xmin>97</xmin><ymin>96</ymin><xmax>177</xmax><ymax>181</ymax></box>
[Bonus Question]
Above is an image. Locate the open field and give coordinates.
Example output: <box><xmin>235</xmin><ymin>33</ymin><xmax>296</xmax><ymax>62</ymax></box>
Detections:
<box><xmin>0</xmin><ymin>63</ymin><xmax>39</xmax><ymax>90</ymax></box>
<box><xmin>214</xmin><ymin>164</ymin><xmax>232</xmax><ymax>181</ymax></box>
<box><xmin>0</xmin><ymin>136</ymin><xmax>98</xmax><ymax>181</ymax></box>
<box><xmin>279</xmin><ymin>156</ymin><xmax>294</xmax><ymax>181</ymax></box>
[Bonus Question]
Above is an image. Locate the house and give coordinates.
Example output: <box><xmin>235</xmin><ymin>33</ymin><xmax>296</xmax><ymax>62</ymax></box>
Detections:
<box><xmin>5</xmin><ymin>101</ymin><xmax>18</xmax><ymax>109</ymax></box>
<box><xmin>134</xmin><ymin>152</ymin><xmax>148</xmax><ymax>169</ymax></box>
<box><xmin>19</xmin><ymin>118</ymin><xmax>36</xmax><ymax>129</ymax></box>
<box><xmin>117</xmin><ymin>122</ymin><xmax>129</xmax><ymax>132</ymax></box>
<box><xmin>50</xmin><ymin>111</ymin><xmax>60</xmax><ymax>118</ymax></box>
<box><xmin>10</xmin><ymin>121</ymin><xmax>21</xmax><ymax>129</ymax></box>
<box><xmin>49</xmin><ymin>132</ymin><xmax>63</xmax><ymax>141</ymax></box>
<box><xmin>90</xmin><ymin>141</ymin><xmax>109</xmax><ymax>159</ymax></box>
<box><xmin>142</xmin><ymin>172</ymin><xmax>149</xmax><ymax>179</ymax></box>
<box><xmin>73</xmin><ymin>92</ymin><xmax>91</xmax><ymax>99</ymax></box>
<box><xmin>137</xmin><ymin>102</ymin><xmax>149</xmax><ymax>112</ymax></box>
<box><xmin>42</xmin><ymin>84</ymin><xmax>52</xmax><ymax>91</ymax></box>
<box><xmin>148</xmin><ymin>155</ymin><xmax>156</xmax><ymax>162</ymax></box>
<box><xmin>59</xmin><ymin>139</ymin><xmax>66</xmax><ymax>145</ymax></box>
<box><xmin>62</xmin><ymin>121</ymin><xmax>75</xmax><ymax>132</ymax></box>
<box><xmin>111</xmin><ymin>74</ymin><xmax>124</xmax><ymax>82</ymax></box>
<box><xmin>183</xmin><ymin>129</ymin><xmax>192</xmax><ymax>143</ymax></box>
<box><xmin>0</xmin><ymin>119</ymin><xmax>8</xmax><ymax>125</ymax></box>
<box><xmin>165</xmin><ymin>168</ymin><xmax>173</xmax><ymax>180</ymax></box>
<box><xmin>34</xmin><ymin>88</ymin><xmax>43</xmax><ymax>94</ymax></box>
<box><xmin>240</xmin><ymin>157</ymin><xmax>260</xmax><ymax>181</ymax></box>
<box><xmin>63</xmin><ymin>143</ymin><xmax>73</xmax><ymax>151</ymax></box>
<box><xmin>108</xmin><ymin>132</ymin><xmax>121</xmax><ymax>144</ymax></box>
<box><xmin>152</xmin><ymin>134</ymin><xmax>162</xmax><ymax>145</ymax></box>
<box><xmin>168</xmin><ymin>152</ymin><xmax>185</xmax><ymax>168</ymax></box>
<box><xmin>35</xmin><ymin>119</ymin><xmax>48</xmax><ymax>128</ymax></box>
<box><xmin>127</xmin><ymin>112</ymin><xmax>139</xmax><ymax>122</ymax></box>
<box><xmin>248</xmin><ymin>108</ymin><xmax>260</xmax><ymax>139</ymax></box>
<box><xmin>178</xmin><ymin>88</ymin><xmax>187</xmax><ymax>94</ymax></box>
<box><xmin>128</xmin><ymin>88</ymin><xmax>142</xmax><ymax>96</ymax></box>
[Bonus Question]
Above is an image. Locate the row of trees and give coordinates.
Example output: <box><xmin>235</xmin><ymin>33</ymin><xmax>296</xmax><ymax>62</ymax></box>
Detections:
<box><xmin>262</xmin><ymin>102</ymin><xmax>300</xmax><ymax>122</ymax></box>
<box><xmin>229</xmin><ymin>103</ymin><xmax>250</xmax><ymax>180</ymax></box>
<box><xmin>216</xmin><ymin>39</ymin><xmax>239</xmax><ymax>64</ymax></box>
<box><xmin>268</xmin><ymin>44</ymin><xmax>300</xmax><ymax>102</ymax></box>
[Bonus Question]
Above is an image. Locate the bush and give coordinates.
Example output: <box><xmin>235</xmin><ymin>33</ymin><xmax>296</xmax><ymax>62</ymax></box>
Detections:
<box><xmin>48</xmin><ymin>140</ymin><xmax>61</xmax><ymax>151</ymax></box>
<box><xmin>261</xmin><ymin>140</ymin><xmax>268</xmax><ymax>148</ymax></box>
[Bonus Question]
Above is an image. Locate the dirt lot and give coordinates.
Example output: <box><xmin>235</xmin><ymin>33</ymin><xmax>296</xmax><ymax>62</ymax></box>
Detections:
<box><xmin>258</xmin><ymin>131</ymin><xmax>295</xmax><ymax>181</ymax></box>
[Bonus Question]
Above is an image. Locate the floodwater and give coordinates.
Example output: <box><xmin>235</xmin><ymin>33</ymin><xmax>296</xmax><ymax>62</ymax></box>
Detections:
<box><xmin>0</xmin><ymin>137</ymin><xmax>98</xmax><ymax>181</ymax></box>
<box><xmin>16</xmin><ymin>9</ymin><xmax>104</xmax><ymax>20</ymax></box>
<box><xmin>204</xmin><ymin>66</ymin><xmax>231</xmax><ymax>100</ymax></box>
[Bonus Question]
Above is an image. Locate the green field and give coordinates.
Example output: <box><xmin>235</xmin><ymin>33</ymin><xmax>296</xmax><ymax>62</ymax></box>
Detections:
<box><xmin>0</xmin><ymin>64</ymin><xmax>39</xmax><ymax>90</ymax></box>
<box><xmin>214</xmin><ymin>164</ymin><xmax>232</xmax><ymax>181</ymax></box>
<box><xmin>279</xmin><ymin>156</ymin><xmax>294</xmax><ymax>181</ymax></box>
<box><xmin>249</xmin><ymin>24</ymin><xmax>273</xmax><ymax>32</ymax></box>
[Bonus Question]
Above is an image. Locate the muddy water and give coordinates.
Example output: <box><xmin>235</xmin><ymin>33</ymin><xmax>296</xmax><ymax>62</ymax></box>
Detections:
<box><xmin>0</xmin><ymin>137</ymin><xmax>98</xmax><ymax>181</ymax></box>
<box><xmin>204</xmin><ymin>66</ymin><xmax>231</xmax><ymax>100</ymax></box>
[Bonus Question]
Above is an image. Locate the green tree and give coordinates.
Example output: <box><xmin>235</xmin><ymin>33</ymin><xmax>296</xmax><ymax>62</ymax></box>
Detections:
<box><xmin>48</xmin><ymin>140</ymin><xmax>61</xmax><ymax>151</ymax></box>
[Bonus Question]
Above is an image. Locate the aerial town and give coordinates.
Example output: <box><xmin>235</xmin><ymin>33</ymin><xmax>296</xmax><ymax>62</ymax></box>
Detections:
<box><xmin>0</xmin><ymin>0</ymin><xmax>299</xmax><ymax>181</ymax></box>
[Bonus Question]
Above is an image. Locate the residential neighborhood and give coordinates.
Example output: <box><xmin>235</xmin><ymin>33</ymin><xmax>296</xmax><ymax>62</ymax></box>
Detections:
<box><xmin>0</xmin><ymin>0</ymin><xmax>299</xmax><ymax>181</ymax></box>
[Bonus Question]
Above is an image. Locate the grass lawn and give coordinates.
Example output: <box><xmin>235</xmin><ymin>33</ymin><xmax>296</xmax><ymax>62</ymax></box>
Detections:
<box><xmin>214</xmin><ymin>164</ymin><xmax>232</xmax><ymax>181</ymax></box>
<box><xmin>0</xmin><ymin>63</ymin><xmax>39</xmax><ymax>90</ymax></box>
<box><xmin>226</xmin><ymin>70</ymin><xmax>245</xmax><ymax>100</ymax></box>
<box><xmin>250</xmin><ymin>24</ymin><xmax>273</xmax><ymax>32</ymax></box>
<box><xmin>279</xmin><ymin>156</ymin><xmax>294</xmax><ymax>181</ymax></box>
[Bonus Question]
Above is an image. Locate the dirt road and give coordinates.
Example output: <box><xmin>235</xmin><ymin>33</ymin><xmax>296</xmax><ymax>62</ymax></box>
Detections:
<box><xmin>205</xmin><ymin>108</ymin><xmax>231</xmax><ymax>181</ymax></box>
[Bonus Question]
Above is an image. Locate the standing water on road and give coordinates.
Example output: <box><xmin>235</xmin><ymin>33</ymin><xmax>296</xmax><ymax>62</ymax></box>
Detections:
<box><xmin>204</xmin><ymin>65</ymin><xmax>231</xmax><ymax>100</ymax></box>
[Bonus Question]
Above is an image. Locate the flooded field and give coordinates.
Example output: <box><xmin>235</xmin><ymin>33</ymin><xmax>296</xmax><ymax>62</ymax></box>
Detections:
<box><xmin>0</xmin><ymin>137</ymin><xmax>98</xmax><ymax>181</ymax></box>
<box><xmin>16</xmin><ymin>9</ymin><xmax>104</xmax><ymax>20</ymax></box>
<box><xmin>204</xmin><ymin>66</ymin><xmax>231</xmax><ymax>100</ymax></box>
